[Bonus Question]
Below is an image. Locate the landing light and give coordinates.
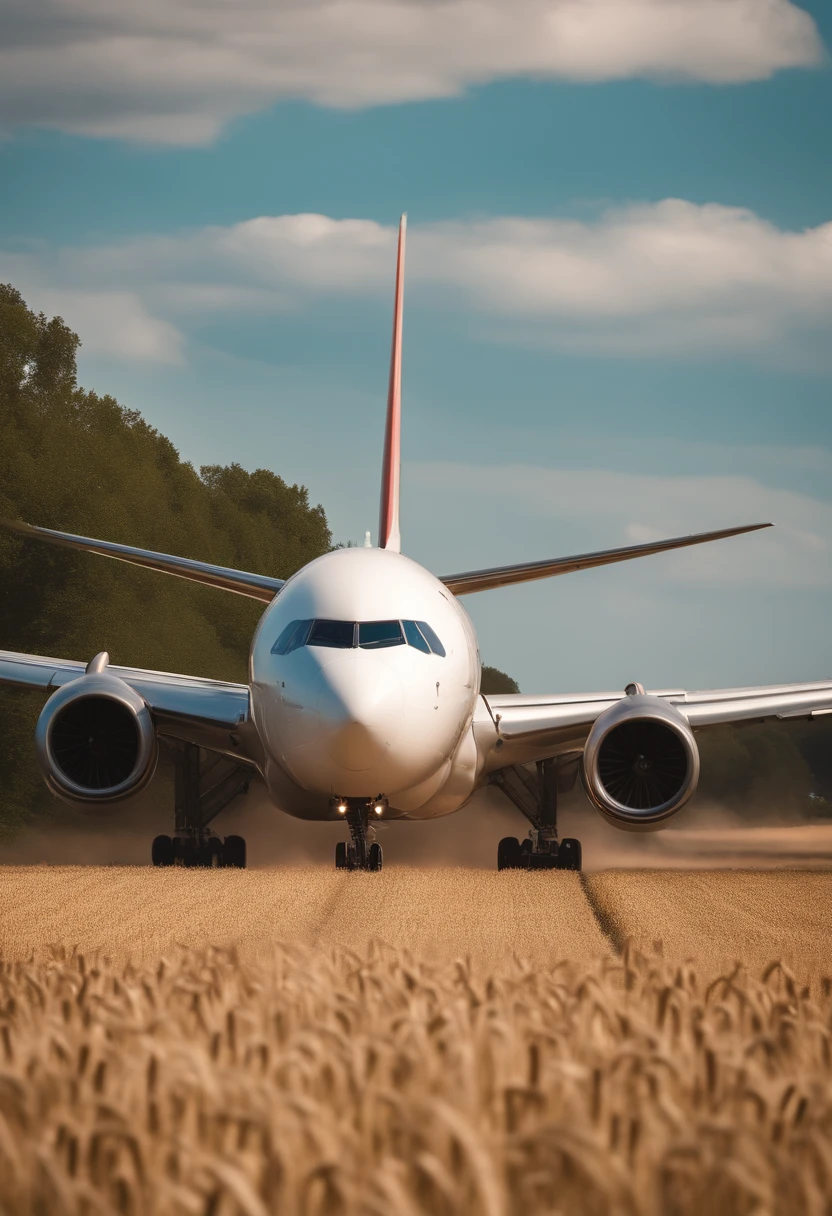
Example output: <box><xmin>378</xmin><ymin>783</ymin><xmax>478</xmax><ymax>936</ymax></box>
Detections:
<box><xmin>374</xmin><ymin>803</ymin><xmax>384</xmax><ymax>816</ymax></box>
<box><xmin>337</xmin><ymin>802</ymin><xmax>347</xmax><ymax>814</ymax></box>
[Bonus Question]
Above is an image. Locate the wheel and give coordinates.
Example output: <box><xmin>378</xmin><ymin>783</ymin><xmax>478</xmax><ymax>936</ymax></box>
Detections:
<box><xmin>207</xmin><ymin>837</ymin><xmax>223</xmax><ymax>868</ymax></box>
<box><xmin>223</xmin><ymin>835</ymin><xmax>247</xmax><ymax>869</ymax></box>
<box><xmin>558</xmin><ymin>838</ymin><xmax>582</xmax><ymax>871</ymax></box>
<box><xmin>335</xmin><ymin>842</ymin><xmax>348</xmax><ymax>870</ymax></box>
<box><xmin>368</xmin><ymin>842</ymin><xmax>383</xmax><ymax>872</ymax></box>
<box><xmin>151</xmin><ymin>835</ymin><xmax>174</xmax><ymax>867</ymax></box>
<box><xmin>497</xmin><ymin>837</ymin><xmax>521</xmax><ymax>870</ymax></box>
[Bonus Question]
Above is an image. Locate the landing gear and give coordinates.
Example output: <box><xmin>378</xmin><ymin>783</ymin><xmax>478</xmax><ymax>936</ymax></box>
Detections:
<box><xmin>152</xmin><ymin>832</ymin><xmax>246</xmax><ymax>868</ymax></box>
<box><xmin>496</xmin><ymin>833</ymin><xmax>583</xmax><ymax>871</ymax></box>
<box><xmin>558</xmin><ymin>837</ymin><xmax>582</xmax><ymax>871</ymax></box>
<box><xmin>152</xmin><ymin>835</ymin><xmax>174</xmax><ymax>867</ymax></box>
<box><xmin>334</xmin><ymin>802</ymin><xmax>384</xmax><ymax>871</ymax></box>
<box><xmin>497</xmin><ymin>836</ymin><xmax>520</xmax><ymax>870</ymax></box>
<box><xmin>223</xmin><ymin>835</ymin><xmax>246</xmax><ymax>869</ymax></box>
<box><xmin>492</xmin><ymin>757</ymin><xmax>583</xmax><ymax>872</ymax></box>
<box><xmin>334</xmin><ymin>838</ymin><xmax>383</xmax><ymax>872</ymax></box>
<box><xmin>150</xmin><ymin>743</ymin><xmax>252</xmax><ymax>868</ymax></box>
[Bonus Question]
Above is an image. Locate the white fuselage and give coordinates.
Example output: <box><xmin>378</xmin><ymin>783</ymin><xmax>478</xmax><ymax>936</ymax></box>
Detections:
<box><xmin>249</xmin><ymin>547</ymin><xmax>482</xmax><ymax>820</ymax></box>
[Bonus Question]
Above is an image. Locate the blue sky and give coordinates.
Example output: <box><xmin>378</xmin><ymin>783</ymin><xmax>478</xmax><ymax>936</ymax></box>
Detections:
<box><xmin>2</xmin><ymin>0</ymin><xmax>831</xmax><ymax>694</ymax></box>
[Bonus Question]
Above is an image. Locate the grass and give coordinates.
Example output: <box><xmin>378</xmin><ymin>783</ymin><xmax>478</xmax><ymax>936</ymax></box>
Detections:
<box><xmin>0</xmin><ymin>866</ymin><xmax>829</xmax><ymax>1213</ymax></box>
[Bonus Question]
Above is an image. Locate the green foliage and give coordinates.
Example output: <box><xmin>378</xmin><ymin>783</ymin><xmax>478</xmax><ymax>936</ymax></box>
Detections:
<box><xmin>0</xmin><ymin>285</ymin><xmax>332</xmax><ymax>837</ymax></box>
<box><xmin>481</xmin><ymin>665</ymin><xmax>520</xmax><ymax>695</ymax></box>
<box><xmin>696</xmin><ymin>719</ymin><xmax>832</xmax><ymax>821</ymax></box>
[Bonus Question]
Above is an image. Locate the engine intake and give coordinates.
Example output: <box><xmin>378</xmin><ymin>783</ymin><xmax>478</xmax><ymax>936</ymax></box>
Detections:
<box><xmin>36</xmin><ymin>671</ymin><xmax>157</xmax><ymax>803</ymax></box>
<box><xmin>582</xmin><ymin>692</ymin><xmax>699</xmax><ymax>830</ymax></box>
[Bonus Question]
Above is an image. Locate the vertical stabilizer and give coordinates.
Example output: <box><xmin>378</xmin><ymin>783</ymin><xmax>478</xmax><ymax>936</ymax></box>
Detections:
<box><xmin>378</xmin><ymin>213</ymin><xmax>407</xmax><ymax>552</ymax></box>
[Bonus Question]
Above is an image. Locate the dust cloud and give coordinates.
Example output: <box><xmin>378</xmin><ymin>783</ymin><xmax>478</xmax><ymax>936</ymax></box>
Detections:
<box><xmin>2</xmin><ymin>775</ymin><xmax>831</xmax><ymax>869</ymax></box>
<box><xmin>0</xmin><ymin>781</ymin><xmax>522</xmax><ymax>868</ymax></box>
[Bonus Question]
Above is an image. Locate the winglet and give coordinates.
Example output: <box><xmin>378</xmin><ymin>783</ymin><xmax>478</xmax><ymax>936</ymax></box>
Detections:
<box><xmin>378</xmin><ymin>213</ymin><xmax>407</xmax><ymax>552</ymax></box>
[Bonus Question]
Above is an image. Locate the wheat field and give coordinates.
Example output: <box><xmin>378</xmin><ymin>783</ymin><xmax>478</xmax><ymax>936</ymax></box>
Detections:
<box><xmin>0</xmin><ymin>866</ymin><xmax>830</xmax><ymax>1214</ymax></box>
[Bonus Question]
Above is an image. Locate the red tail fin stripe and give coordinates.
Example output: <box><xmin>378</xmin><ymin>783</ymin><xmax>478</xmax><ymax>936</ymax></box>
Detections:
<box><xmin>378</xmin><ymin>213</ymin><xmax>406</xmax><ymax>552</ymax></box>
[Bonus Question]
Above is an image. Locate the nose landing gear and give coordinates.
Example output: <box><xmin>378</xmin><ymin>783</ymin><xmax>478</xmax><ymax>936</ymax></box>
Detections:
<box><xmin>334</xmin><ymin>801</ymin><xmax>384</xmax><ymax>872</ymax></box>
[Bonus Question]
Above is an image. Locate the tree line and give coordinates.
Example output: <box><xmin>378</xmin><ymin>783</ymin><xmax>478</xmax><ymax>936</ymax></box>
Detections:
<box><xmin>0</xmin><ymin>284</ymin><xmax>334</xmax><ymax>834</ymax></box>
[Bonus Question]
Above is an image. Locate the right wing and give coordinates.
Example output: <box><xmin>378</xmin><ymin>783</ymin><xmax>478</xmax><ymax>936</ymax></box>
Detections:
<box><xmin>1</xmin><ymin>520</ymin><xmax>284</xmax><ymax>603</ymax></box>
<box><xmin>0</xmin><ymin>648</ymin><xmax>259</xmax><ymax>763</ymax></box>
<box><xmin>476</xmin><ymin>680</ymin><xmax>832</xmax><ymax>772</ymax></box>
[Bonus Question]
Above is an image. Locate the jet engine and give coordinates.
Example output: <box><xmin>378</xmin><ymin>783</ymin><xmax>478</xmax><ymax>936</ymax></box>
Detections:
<box><xmin>582</xmin><ymin>687</ymin><xmax>699</xmax><ymax>830</ymax></box>
<box><xmin>35</xmin><ymin>660</ymin><xmax>157</xmax><ymax>804</ymax></box>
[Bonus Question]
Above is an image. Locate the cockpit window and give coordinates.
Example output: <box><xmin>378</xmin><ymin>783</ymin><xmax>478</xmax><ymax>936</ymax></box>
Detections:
<box><xmin>271</xmin><ymin>619</ymin><xmax>312</xmax><ymax>655</ymax></box>
<box><xmin>402</xmin><ymin>619</ymin><xmax>431</xmax><ymax>654</ymax></box>
<box><xmin>415</xmin><ymin>620</ymin><xmax>446</xmax><ymax>657</ymax></box>
<box><xmin>308</xmin><ymin>619</ymin><xmax>356</xmax><ymax>648</ymax></box>
<box><xmin>272</xmin><ymin>618</ymin><xmax>445</xmax><ymax>657</ymax></box>
<box><xmin>359</xmin><ymin>620</ymin><xmax>405</xmax><ymax>649</ymax></box>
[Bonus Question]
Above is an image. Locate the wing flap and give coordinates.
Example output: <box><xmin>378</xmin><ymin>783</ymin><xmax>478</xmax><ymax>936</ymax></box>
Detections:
<box><xmin>441</xmin><ymin>523</ymin><xmax>772</xmax><ymax>596</ymax></box>
<box><xmin>681</xmin><ymin>681</ymin><xmax>832</xmax><ymax>728</ymax></box>
<box><xmin>2</xmin><ymin>520</ymin><xmax>283</xmax><ymax>603</ymax></box>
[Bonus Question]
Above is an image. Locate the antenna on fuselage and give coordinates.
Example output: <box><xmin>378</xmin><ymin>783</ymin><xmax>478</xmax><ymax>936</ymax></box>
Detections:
<box><xmin>378</xmin><ymin>213</ymin><xmax>406</xmax><ymax>554</ymax></box>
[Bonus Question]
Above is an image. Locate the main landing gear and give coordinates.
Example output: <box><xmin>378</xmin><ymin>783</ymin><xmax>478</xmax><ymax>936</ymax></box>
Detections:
<box><xmin>334</xmin><ymin>802</ymin><xmax>384</xmax><ymax>872</ymax></box>
<box><xmin>496</xmin><ymin>833</ymin><xmax>582</xmax><ymax>872</ymax></box>
<box><xmin>151</xmin><ymin>832</ymin><xmax>247</xmax><ymax>869</ymax></box>
<box><xmin>492</xmin><ymin>757</ymin><xmax>583</xmax><ymax>872</ymax></box>
<box><xmin>151</xmin><ymin>743</ymin><xmax>252</xmax><ymax>868</ymax></box>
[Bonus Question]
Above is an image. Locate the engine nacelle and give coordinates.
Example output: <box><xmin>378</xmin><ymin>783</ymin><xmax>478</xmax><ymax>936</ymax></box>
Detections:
<box><xmin>582</xmin><ymin>691</ymin><xmax>699</xmax><ymax>830</ymax></box>
<box><xmin>35</xmin><ymin>671</ymin><xmax>157</xmax><ymax>804</ymax></box>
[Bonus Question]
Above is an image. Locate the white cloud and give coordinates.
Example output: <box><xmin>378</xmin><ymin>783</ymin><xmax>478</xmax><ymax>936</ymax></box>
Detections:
<box><xmin>4</xmin><ymin>200</ymin><xmax>832</xmax><ymax>361</ymax></box>
<box><xmin>0</xmin><ymin>0</ymin><xmax>823</xmax><ymax>144</ymax></box>
<box><xmin>410</xmin><ymin>460</ymin><xmax>832</xmax><ymax>588</ymax></box>
<box><xmin>0</xmin><ymin>251</ymin><xmax>185</xmax><ymax>363</ymax></box>
<box><xmin>417</xmin><ymin>203</ymin><xmax>832</xmax><ymax>352</ymax></box>
<box><xmin>40</xmin><ymin>290</ymin><xmax>184</xmax><ymax>363</ymax></box>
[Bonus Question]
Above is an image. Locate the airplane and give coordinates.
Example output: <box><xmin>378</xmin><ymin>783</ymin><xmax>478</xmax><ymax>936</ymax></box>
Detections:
<box><xmin>3</xmin><ymin>213</ymin><xmax>832</xmax><ymax>873</ymax></box>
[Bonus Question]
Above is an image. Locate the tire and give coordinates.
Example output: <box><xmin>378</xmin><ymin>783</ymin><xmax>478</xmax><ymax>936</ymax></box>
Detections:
<box><xmin>368</xmin><ymin>842</ymin><xmax>383</xmax><ymax>872</ymax></box>
<box><xmin>335</xmin><ymin>842</ymin><xmax>348</xmax><ymax>870</ymax></box>
<box><xmin>558</xmin><ymin>838</ymin><xmax>582</xmax><ymax>872</ymax></box>
<box><xmin>224</xmin><ymin>835</ymin><xmax>247</xmax><ymax>869</ymax></box>
<box><xmin>497</xmin><ymin>836</ymin><xmax>521</xmax><ymax>871</ymax></box>
<box><xmin>151</xmin><ymin>835</ymin><xmax>174</xmax><ymax>867</ymax></box>
<box><xmin>207</xmin><ymin>837</ymin><xmax>223</xmax><ymax>868</ymax></box>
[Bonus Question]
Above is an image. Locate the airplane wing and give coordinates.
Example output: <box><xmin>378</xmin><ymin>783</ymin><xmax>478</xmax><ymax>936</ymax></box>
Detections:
<box><xmin>475</xmin><ymin>680</ymin><xmax>832</xmax><ymax>772</ymax></box>
<box><xmin>440</xmin><ymin>523</ymin><xmax>772</xmax><ymax>595</ymax></box>
<box><xmin>0</xmin><ymin>649</ymin><xmax>258</xmax><ymax>763</ymax></box>
<box><xmin>1</xmin><ymin>520</ymin><xmax>283</xmax><ymax>603</ymax></box>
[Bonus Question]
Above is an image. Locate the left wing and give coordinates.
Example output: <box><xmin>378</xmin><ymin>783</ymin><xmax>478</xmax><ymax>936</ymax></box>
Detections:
<box><xmin>476</xmin><ymin>680</ymin><xmax>832</xmax><ymax>772</ymax></box>
<box><xmin>441</xmin><ymin>523</ymin><xmax>771</xmax><ymax>596</ymax></box>
<box><xmin>0</xmin><ymin>649</ymin><xmax>258</xmax><ymax>762</ymax></box>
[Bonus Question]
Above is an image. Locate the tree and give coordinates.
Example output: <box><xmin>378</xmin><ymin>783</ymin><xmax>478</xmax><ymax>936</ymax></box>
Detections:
<box><xmin>481</xmin><ymin>665</ymin><xmax>520</xmax><ymax>694</ymax></box>
<box><xmin>0</xmin><ymin>286</ymin><xmax>332</xmax><ymax>836</ymax></box>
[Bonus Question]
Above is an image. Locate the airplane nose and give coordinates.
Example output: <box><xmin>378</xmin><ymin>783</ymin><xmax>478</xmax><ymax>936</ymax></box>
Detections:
<box><xmin>316</xmin><ymin>653</ymin><xmax>404</xmax><ymax>772</ymax></box>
